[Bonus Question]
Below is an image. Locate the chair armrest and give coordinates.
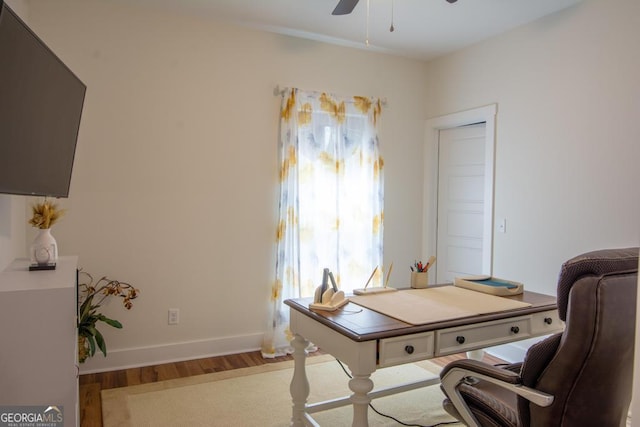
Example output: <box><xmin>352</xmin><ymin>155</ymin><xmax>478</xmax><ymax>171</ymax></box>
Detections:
<box><xmin>440</xmin><ymin>359</ymin><xmax>521</xmax><ymax>385</ymax></box>
<box><xmin>440</xmin><ymin>360</ymin><xmax>554</xmax><ymax>427</ymax></box>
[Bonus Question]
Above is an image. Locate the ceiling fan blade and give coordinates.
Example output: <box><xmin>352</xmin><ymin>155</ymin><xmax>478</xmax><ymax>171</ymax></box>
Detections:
<box><xmin>332</xmin><ymin>0</ymin><xmax>454</xmax><ymax>17</ymax></box>
<box><xmin>332</xmin><ymin>0</ymin><xmax>359</xmax><ymax>15</ymax></box>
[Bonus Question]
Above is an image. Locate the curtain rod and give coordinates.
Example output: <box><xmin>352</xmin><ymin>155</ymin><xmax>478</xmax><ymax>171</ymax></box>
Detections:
<box><xmin>273</xmin><ymin>85</ymin><xmax>388</xmax><ymax>107</ymax></box>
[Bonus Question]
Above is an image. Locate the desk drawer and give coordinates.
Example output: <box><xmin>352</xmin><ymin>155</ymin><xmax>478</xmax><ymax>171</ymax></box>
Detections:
<box><xmin>531</xmin><ymin>310</ymin><xmax>564</xmax><ymax>335</ymax></box>
<box><xmin>378</xmin><ymin>331</ymin><xmax>434</xmax><ymax>368</ymax></box>
<box><xmin>436</xmin><ymin>316</ymin><xmax>531</xmax><ymax>356</ymax></box>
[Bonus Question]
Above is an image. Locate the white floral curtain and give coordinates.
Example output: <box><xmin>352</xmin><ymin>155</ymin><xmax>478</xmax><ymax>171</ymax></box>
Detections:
<box><xmin>262</xmin><ymin>88</ymin><xmax>384</xmax><ymax>358</ymax></box>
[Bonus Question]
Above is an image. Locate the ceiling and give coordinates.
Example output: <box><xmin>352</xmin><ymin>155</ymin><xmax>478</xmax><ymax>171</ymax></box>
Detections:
<box><xmin>117</xmin><ymin>0</ymin><xmax>584</xmax><ymax>61</ymax></box>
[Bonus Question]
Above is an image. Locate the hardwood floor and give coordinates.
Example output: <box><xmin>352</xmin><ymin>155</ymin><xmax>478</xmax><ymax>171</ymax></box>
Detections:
<box><xmin>79</xmin><ymin>350</ymin><xmax>505</xmax><ymax>426</ymax></box>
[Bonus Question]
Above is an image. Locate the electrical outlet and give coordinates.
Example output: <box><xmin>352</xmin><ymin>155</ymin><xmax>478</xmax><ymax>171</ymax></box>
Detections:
<box><xmin>168</xmin><ymin>308</ymin><xmax>179</xmax><ymax>325</ymax></box>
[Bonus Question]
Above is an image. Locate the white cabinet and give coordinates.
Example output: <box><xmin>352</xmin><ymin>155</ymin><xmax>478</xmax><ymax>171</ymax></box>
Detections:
<box><xmin>0</xmin><ymin>256</ymin><xmax>78</xmax><ymax>427</ymax></box>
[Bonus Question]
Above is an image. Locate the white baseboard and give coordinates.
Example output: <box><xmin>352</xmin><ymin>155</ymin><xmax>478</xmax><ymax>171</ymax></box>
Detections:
<box><xmin>78</xmin><ymin>333</ymin><xmax>264</xmax><ymax>374</ymax></box>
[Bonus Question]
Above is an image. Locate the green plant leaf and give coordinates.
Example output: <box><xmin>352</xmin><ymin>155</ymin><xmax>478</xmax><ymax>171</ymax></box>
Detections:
<box><xmin>87</xmin><ymin>334</ymin><xmax>96</xmax><ymax>357</ymax></box>
<box><xmin>87</xmin><ymin>324</ymin><xmax>98</xmax><ymax>336</ymax></box>
<box><xmin>96</xmin><ymin>314</ymin><xmax>123</xmax><ymax>329</ymax></box>
<box><xmin>95</xmin><ymin>329</ymin><xmax>107</xmax><ymax>357</ymax></box>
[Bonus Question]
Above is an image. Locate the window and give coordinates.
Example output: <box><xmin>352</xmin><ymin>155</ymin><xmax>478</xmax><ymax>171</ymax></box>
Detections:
<box><xmin>263</xmin><ymin>88</ymin><xmax>384</xmax><ymax>357</ymax></box>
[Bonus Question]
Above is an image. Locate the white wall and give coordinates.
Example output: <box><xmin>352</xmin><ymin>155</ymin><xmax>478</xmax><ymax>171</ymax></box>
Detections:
<box><xmin>423</xmin><ymin>0</ymin><xmax>640</xmax><ymax>296</ymax></box>
<box><xmin>15</xmin><ymin>0</ymin><xmax>428</xmax><ymax>372</ymax></box>
<box><xmin>0</xmin><ymin>195</ymin><xmax>26</xmax><ymax>270</ymax></box>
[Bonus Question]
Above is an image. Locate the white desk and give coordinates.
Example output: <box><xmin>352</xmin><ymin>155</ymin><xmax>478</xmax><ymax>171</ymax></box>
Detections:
<box><xmin>285</xmin><ymin>288</ymin><xmax>562</xmax><ymax>426</ymax></box>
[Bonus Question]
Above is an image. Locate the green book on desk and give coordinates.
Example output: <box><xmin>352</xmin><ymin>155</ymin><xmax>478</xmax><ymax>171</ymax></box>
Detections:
<box><xmin>454</xmin><ymin>275</ymin><xmax>524</xmax><ymax>296</ymax></box>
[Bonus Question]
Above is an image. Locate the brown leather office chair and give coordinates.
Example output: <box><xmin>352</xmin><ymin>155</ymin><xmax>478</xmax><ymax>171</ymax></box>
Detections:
<box><xmin>440</xmin><ymin>247</ymin><xmax>639</xmax><ymax>427</ymax></box>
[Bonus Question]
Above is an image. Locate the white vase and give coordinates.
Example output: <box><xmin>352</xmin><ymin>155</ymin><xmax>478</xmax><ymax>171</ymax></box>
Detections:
<box><xmin>30</xmin><ymin>228</ymin><xmax>58</xmax><ymax>265</ymax></box>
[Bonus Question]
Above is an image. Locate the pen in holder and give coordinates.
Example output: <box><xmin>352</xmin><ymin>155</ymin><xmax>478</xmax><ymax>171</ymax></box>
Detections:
<box><xmin>410</xmin><ymin>256</ymin><xmax>435</xmax><ymax>289</ymax></box>
<box><xmin>353</xmin><ymin>264</ymin><xmax>397</xmax><ymax>295</ymax></box>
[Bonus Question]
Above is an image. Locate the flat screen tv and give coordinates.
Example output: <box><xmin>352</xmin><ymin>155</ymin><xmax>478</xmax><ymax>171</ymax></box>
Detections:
<box><xmin>0</xmin><ymin>0</ymin><xmax>86</xmax><ymax>198</ymax></box>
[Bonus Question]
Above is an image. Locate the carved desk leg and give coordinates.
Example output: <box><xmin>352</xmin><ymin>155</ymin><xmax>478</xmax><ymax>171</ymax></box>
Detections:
<box><xmin>348</xmin><ymin>368</ymin><xmax>374</xmax><ymax>426</ymax></box>
<box><xmin>290</xmin><ymin>334</ymin><xmax>310</xmax><ymax>427</ymax></box>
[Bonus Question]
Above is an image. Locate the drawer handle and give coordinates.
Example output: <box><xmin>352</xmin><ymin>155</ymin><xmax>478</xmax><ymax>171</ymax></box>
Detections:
<box><xmin>510</xmin><ymin>326</ymin><xmax>520</xmax><ymax>334</ymax></box>
<box><xmin>456</xmin><ymin>336</ymin><xmax>466</xmax><ymax>344</ymax></box>
<box><xmin>405</xmin><ymin>345</ymin><xmax>415</xmax><ymax>354</ymax></box>
<box><xmin>544</xmin><ymin>317</ymin><xmax>553</xmax><ymax>325</ymax></box>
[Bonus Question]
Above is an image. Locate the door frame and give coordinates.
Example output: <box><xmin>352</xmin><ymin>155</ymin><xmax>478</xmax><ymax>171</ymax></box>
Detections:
<box><xmin>423</xmin><ymin>104</ymin><xmax>497</xmax><ymax>280</ymax></box>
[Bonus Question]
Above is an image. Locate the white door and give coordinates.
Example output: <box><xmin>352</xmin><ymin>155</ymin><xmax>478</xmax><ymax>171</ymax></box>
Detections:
<box><xmin>436</xmin><ymin>123</ymin><xmax>488</xmax><ymax>283</ymax></box>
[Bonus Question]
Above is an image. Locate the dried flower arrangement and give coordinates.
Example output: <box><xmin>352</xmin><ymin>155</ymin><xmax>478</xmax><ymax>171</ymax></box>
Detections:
<box><xmin>28</xmin><ymin>200</ymin><xmax>65</xmax><ymax>229</ymax></box>
<box><xmin>77</xmin><ymin>271</ymin><xmax>140</xmax><ymax>363</ymax></box>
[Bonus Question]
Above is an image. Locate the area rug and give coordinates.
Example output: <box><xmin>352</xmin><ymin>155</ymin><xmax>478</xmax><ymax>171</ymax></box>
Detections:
<box><xmin>102</xmin><ymin>355</ymin><xmax>462</xmax><ymax>427</ymax></box>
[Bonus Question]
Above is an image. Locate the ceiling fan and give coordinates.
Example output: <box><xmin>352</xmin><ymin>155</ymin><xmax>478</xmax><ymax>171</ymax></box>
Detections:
<box><xmin>333</xmin><ymin>0</ymin><xmax>458</xmax><ymax>16</ymax></box>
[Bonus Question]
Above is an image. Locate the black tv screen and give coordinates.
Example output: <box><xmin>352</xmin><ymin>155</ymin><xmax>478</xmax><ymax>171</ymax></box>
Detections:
<box><xmin>0</xmin><ymin>1</ymin><xmax>86</xmax><ymax>198</ymax></box>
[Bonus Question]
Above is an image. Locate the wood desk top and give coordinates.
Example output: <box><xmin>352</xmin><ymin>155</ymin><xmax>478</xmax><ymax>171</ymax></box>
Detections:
<box><xmin>285</xmin><ymin>288</ymin><xmax>557</xmax><ymax>342</ymax></box>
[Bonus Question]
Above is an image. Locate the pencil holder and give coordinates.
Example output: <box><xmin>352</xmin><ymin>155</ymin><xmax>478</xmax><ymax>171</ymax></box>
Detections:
<box><xmin>410</xmin><ymin>272</ymin><xmax>429</xmax><ymax>289</ymax></box>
